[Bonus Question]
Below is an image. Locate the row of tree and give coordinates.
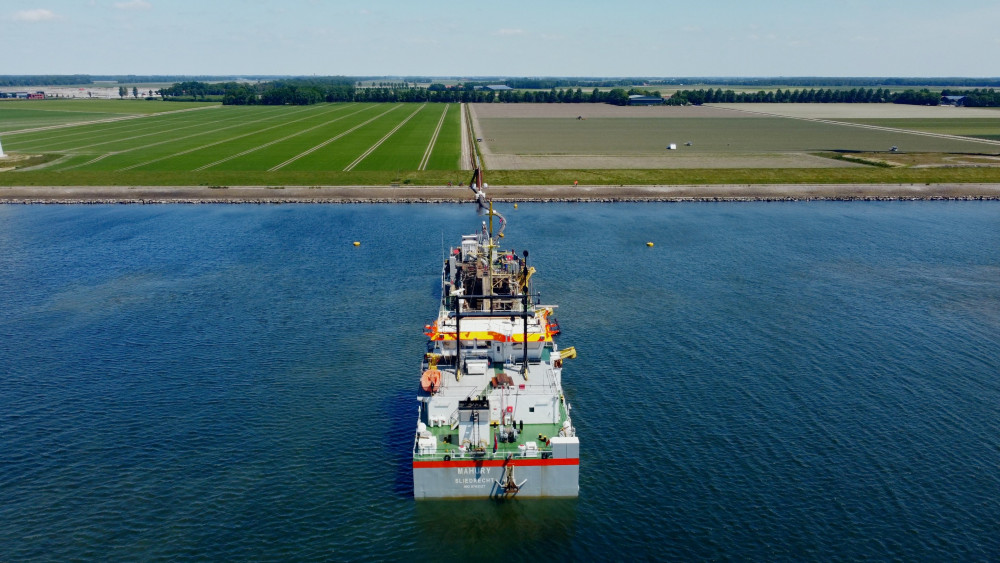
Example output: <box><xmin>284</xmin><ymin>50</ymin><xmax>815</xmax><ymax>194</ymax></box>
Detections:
<box><xmin>160</xmin><ymin>81</ymin><xmax>232</xmax><ymax>98</ymax></box>
<box><xmin>0</xmin><ymin>75</ymin><xmax>91</xmax><ymax>86</ymax></box>
<box><xmin>667</xmin><ymin>87</ymin><xmax>945</xmax><ymax>106</ymax></box>
<box><xmin>158</xmin><ymin>79</ymin><xmax>663</xmax><ymax>106</ymax></box>
<box><xmin>668</xmin><ymin>87</ymin><xmax>892</xmax><ymax>104</ymax></box>
<box><xmin>942</xmin><ymin>88</ymin><xmax>1000</xmax><ymax>107</ymax></box>
<box><xmin>494</xmin><ymin>87</ymin><xmax>660</xmax><ymax>105</ymax></box>
<box><xmin>164</xmin><ymin>79</ymin><xmax>997</xmax><ymax>108</ymax></box>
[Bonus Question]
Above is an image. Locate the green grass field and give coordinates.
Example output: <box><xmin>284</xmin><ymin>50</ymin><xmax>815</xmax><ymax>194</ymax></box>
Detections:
<box><xmin>3</xmin><ymin>102</ymin><xmax>462</xmax><ymax>175</ymax></box>
<box><xmin>0</xmin><ymin>99</ymin><xmax>217</xmax><ymax>131</ymax></box>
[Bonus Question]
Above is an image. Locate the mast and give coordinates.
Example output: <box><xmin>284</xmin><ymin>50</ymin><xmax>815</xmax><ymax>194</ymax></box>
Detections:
<box><xmin>521</xmin><ymin>250</ymin><xmax>529</xmax><ymax>378</ymax></box>
<box><xmin>487</xmin><ymin>201</ymin><xmax>494</xmax><ymax>309</ymax></box>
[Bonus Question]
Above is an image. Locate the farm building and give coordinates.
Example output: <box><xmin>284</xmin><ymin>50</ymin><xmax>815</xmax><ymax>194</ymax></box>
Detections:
<box><xmin>628</xmin><ymin>95</ymin><xmax>664</xmax><ymax>106</ymax></box>
<box><xmin>941</xmin><ymin>95</ymin><xmax>966</xmax><ymax>106</ymax></box>
<box><xmin>485</xmin><ymin>85</ymin><xmax>513</xmax><ymax>91</ymax></box>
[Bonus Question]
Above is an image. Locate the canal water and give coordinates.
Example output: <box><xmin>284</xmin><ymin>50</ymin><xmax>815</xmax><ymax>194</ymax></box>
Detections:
<box><xmin>1</xmin><ymin>202</ymin><xmax>998</xmax><ymax>560</ymax></box>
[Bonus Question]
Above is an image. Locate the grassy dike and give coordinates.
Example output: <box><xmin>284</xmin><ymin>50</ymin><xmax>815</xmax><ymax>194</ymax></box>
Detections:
<box><xmin>3</xmin><ymin>166</ymin><xmax>1000</xmax><ymax>188</ymax></box>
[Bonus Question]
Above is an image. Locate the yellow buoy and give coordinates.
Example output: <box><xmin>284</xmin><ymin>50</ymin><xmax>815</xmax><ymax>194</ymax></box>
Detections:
<box><xmin>646</xmin><ymin>242</ymin><xmax>654</xmax><ymax>247</ymax></box>
<box><xmin>514</xmin><ymin>203</ymin><xmax>518</xmax><ymax>209</ymax></box>
<box><xmin>353</xmin><ymin>241</ymin><xmax>361</xmax><ymax>246</ymax></box>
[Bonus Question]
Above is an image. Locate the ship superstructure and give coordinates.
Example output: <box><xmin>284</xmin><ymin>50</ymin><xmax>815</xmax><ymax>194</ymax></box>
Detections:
<box><xmin>412</xmin><ymin>179</ymin><xmax>579</xmax><ymax>499</ymax></box>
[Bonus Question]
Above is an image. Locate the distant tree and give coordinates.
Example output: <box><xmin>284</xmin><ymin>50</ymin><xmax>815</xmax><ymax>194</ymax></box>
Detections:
<box><xmin>118</xmin><ymin>86</ymin><xmax>126</xmax><ymax>99</ymax></box>
<box><xmin>606</xmin><ymin>88</ymin><xmax>629</xmax><ymax>106</ymax></box>
<box><xmin>132</xmin><ymin>86</ymin><xmax>138</xmax><ymax>99</ymax></box>
<box><xmin>892</xmin><ymin>88</ymin><xmax>940</xmax><ymax>106</ymax></box>
<box><xmin>952</xmin><ymin>88</ymin><xmax>1000</xmax><ymax>107</ymax></box>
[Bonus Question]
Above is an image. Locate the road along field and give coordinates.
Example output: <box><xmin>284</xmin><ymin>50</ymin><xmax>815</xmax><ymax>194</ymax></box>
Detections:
<box><xmin>470</xmin><ymin>103</ymin><xmax>1000</xmax><ymax>170</ymax></box>
<box><xmin>2</xmin><ymin>101</ymin><xmax>462</xmax><ymax>174</ymax></box>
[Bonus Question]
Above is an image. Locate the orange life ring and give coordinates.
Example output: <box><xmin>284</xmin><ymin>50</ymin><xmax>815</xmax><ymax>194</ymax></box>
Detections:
<box><xmin>421</xmin><ymin>369</ymin><xmax>442</xmax><ymax>393</ymax></box>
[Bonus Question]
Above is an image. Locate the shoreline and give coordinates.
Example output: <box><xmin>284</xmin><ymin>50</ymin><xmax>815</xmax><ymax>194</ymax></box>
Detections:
<box><xmin>2</xmin><ymin>183</ymin><xmax>1000</xmax><ymax>204</ymax></box>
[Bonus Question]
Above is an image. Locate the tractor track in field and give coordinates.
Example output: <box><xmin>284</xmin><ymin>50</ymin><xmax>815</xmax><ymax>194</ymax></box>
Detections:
<box><xmin>418</xmin><ymin>105</ymin><xmax>448</xmax><ymax>171</ymax></box>
<box><xmin>343</xmin><ymin>104</ymin><xmax>424</xmax><ymax>171</ymax></box>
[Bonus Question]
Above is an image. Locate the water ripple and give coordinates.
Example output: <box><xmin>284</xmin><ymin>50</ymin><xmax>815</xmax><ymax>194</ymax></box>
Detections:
<box><xmin>1</xmin><ymin>202</ymin><xmax>999</xmax><ymax>560</ymax></box>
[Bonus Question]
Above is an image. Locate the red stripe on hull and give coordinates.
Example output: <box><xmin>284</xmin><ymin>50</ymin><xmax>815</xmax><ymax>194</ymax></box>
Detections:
<box><xmin>413</xmin><ymin>458</ymin><xmax>579</xmax><ymax>469</ymax></box>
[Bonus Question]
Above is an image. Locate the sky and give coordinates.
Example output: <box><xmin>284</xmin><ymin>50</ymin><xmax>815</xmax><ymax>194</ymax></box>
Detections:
<box><xmin>4</xmin><ymin>0</ymin><xmax>1000</xmax><ymax>77</ymax></box>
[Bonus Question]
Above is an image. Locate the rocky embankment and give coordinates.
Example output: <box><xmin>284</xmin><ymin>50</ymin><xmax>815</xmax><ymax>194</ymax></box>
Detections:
<box><xmin>2</xmin><ymin>184</ymin><xmax>1000</xmax><ymax>204</ymax></box>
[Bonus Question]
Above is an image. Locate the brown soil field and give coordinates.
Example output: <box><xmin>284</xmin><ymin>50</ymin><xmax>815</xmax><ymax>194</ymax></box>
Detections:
<box><xmin>485</xmin><ymin>153</ymin><xmax>861</xmax><ymax>170</ymax></box>
<box><xmin>469</xmin><ymin>103</ymin><xmax>753</xmax><ymax>119</ymax></box>
<box><xmin>469</xmin><ymin>103</ymin><xmax>1000</xmax><ymax>170</ymax></box>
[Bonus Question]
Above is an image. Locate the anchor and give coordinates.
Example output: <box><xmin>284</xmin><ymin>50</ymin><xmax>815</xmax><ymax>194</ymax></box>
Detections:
<box><xmin>492</xmin><ymin>454</ymin><xmax>527</xmax><ymax>498</ymax></box>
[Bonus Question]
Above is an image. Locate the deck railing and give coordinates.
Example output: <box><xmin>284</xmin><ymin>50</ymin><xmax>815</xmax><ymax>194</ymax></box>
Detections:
<box><xmin>412</xmin><ymin>447</ymin><xmax>557</xmax><ymax>462</ymax></box>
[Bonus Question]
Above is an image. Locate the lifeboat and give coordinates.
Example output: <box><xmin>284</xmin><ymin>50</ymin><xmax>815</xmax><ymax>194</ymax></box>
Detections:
<box><xmin>421</xmin><ymin>369</ymin><xmax>442</xmax><ymax>393</ymax></box>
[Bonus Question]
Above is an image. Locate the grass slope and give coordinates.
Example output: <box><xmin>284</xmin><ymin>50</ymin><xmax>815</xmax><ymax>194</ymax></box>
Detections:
<box><xmin>5</xmin><ymin>167</ymin><xmax>1000</xmax><ymax>188</ymax></box>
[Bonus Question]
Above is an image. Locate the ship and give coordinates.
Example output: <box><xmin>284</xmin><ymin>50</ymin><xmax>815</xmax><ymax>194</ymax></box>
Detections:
<box><xmin>412</xmin><ymin>170</ymin><xmax>579</xmax><ymax>499</ymax></box>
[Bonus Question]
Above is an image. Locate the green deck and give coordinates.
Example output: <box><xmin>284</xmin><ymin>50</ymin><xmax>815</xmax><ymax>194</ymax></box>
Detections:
<box><xmin>416</xmin><ymin>399</ymin><xmax>571</xmax><ymax>460</ymax></box>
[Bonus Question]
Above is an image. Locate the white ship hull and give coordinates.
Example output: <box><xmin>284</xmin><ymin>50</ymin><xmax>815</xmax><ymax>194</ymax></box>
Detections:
<box><xmin>413</xmin><ymin>456</ymin><xmax>580</xmax><ymax>499</ymax></box>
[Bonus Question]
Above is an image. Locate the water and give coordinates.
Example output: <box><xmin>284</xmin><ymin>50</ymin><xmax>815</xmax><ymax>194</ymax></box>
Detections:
<box><xmin>1</xmin><ymin>202</ymin><xmax>998</xmax><ymax>560</ymax></box>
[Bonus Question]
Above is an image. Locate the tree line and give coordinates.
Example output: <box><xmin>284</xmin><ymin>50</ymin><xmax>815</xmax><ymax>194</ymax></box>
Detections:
<box><xmin>159</xmin><ymin>79</ymin><xmax>663</xmax><ymax>106</ymax></box>
<box><xmin>941</xmin><ymin>88</ymin><xmax>1000</xmax><ymax>107</ymax></box>
<box><xmin>667</xmin><ymin>87</ymin><xmax>945</xmax><ymax>106</ymax></box>
<box><xmin>0</xmin><ymin>75</ymin><xmax>91</xmax><ymax>86</ymax></box>
<box><xmin>162</xmin><ymin>79</ymin><xmax>998</xmax><ymax>108</ymax></box>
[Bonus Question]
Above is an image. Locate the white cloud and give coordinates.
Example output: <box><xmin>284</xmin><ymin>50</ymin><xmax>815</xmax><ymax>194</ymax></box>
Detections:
<box><xmin>12</xmin><ymin>9</ymin><xmax>57</xmax><ymax>22</ymax></box>
<box><xmin>495</xmin><ymin>28</ymin><xmax>525</xmax><ymax>36</ymax></box>
<box><xmin>114</xmin><ymin>0</ymin><xmax>152</xmax><ymax>10</ymax></box>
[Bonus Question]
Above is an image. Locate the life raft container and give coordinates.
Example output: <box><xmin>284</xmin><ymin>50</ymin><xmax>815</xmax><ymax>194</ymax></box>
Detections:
<box><xmin>420</xmin><ymin>369</ymin><xmax>442</xmax><ymax>393</ymax></box>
